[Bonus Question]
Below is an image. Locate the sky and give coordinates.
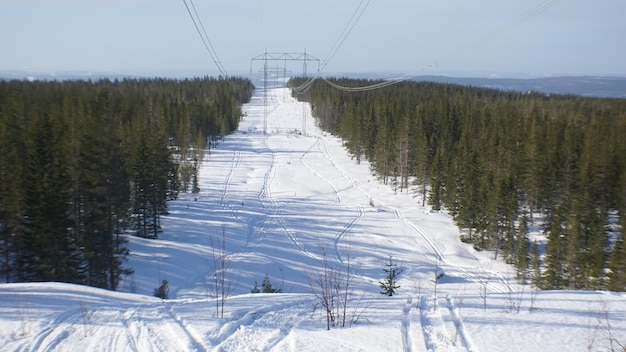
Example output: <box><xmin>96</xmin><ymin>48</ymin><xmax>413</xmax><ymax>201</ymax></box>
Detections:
<box><xmin>1</xmin><ymin>0</ymin><xmax>625</xmax><ymax>78</ymax></box>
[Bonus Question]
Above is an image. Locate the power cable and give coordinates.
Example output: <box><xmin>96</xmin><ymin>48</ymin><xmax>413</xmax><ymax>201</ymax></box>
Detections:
<box><xmin>291</xmin><ymin>0</ymin><xmax>372</xmax><ymax>94</ymax></box>
<box><xmin>322</xmin><ymin>0</ymin><xmax>371</xmax><ymax>72</ymax></box>
<box><xmin>182</xmin><ymin>0</ymin><xmax>229</xmax><ymax>78</ymax></box>
<box><xmin>189</xmin><ymin>0</ymin><xmax>228</xmax><ymax>77</ymax></box>
<box><xmin>310</xmin><ymin>0</ymin><xmax>562</xmax><ymax>93</ymax></box>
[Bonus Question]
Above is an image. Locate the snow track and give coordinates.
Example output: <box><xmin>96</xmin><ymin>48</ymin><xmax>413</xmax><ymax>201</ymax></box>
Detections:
<box><xmin>333</xmin><ymin>205</ymin><xmax>364</xmax><ymax>265</ymax></box>
<box><xmin>401</xmin><ymin>297</ymin><xmax>414</xmax><ymax>352</ymax></box>
<box><xmin>300</xmin><ymin>137</ymin><xmax>342</xmax><ymax>203</ymax></box>
<box><xmin>209</xmin><ymin>298</ymin><xmax>311</xmax><ymax>352</ymax></box>
<box><xmin>417</xmin><ymin>295</ymin><xmax>477</xmax><ymax>352</ymax></box>
<box><xmin>23</xmin><ymin>308</ymin><xmax>79</xmax><ymax>352</ymax></box>
<box><xmin>218</xmin><ymin>140</ymin><xmax>243</xmax><ymax>219</ymax></box>
<box><xmin>446</xmin><ymin>296</ymin><xmax>476</xmax><ymax>352</ymax></box>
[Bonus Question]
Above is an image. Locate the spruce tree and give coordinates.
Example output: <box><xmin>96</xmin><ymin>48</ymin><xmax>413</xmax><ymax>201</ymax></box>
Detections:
<box><xmin>515</xmin><ymin>212</ymin><xmax>530</xmax><ymax>283</ymax></box>
<box><xmin>22</xmin><ymin>113</ymin><xmax>84</xmax><ymax>284</ymax></box>
<box><xmin>0</xmin><ymin>112</ymin><xmax>26</xmax><ymax>282</ymax></box>
<box><xmin>79</xmin><ymin>91</ymin><xmax>131</xmax><ymax>290</ymax></box>
<box><xmin>530</xmin><ymin>240</ymin><xmax>541</xmax><ymax>288</ymax></box>
<box><xmin>191</xmin><ymin>159</ymin><xmax>200</xmax><ymax>194</ymax></box>
<box><xmin>607</xmin><ymin>237</ymin><xmax>626</xmax><ymax>291</ymax></box>
<box><xmin>542</xmin><ymin>205</ymin><xmax>570</xmax><ymax>289</ymax></box>
<box><xmin>131</xmin><ymin>133</ymin><xmax>152</xmax><ymax>238</ymax></box>
<box><xmin>379</xmin><ymin>255</ymin><xmax>402</xmax><ymax>296</ymax></box>
<box><xmin>261</xmin><ymin>274</ymin><xmax>281</xmax><ymax>293</ymax></box>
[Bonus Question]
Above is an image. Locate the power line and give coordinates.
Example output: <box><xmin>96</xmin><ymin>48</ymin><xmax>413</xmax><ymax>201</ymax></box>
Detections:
<box><xmin>291</xmin><ymin>0</ymin><xmax>372</xmax><ymax>95</ymax></box>
<box><xmin>250</xmin><ymin>51</ymin><xmax>321</xmax><ymax>134</ymax></box>
<box><xmin>308</xmin><ymin>0</ymin><xmax>562</xmax><ymax>93</ymax></box>
<box><xmin>322</xmin><ymin>0</ymin><xmax>371</xmax><ymax>72</ymax></box>
<box><xmin>181</xmin><ymin>0</ymin><xmax>229</xmax><ymax>78</ymax></box>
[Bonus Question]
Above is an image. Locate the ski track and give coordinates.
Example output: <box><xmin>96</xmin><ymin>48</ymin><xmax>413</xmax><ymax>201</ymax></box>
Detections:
<box><xmin>218</xmin><ymin>140</ymin><xmax>243</xmax><ymax>220</ymax></box>
<box><xmin>165</xmin><ymin>303</ymin><xmax>208</xmax><ymax>352</ymax></box>
<box><xmin>124</xmin><ymin>308</ymin><xmax>166</xmax><ymax>352</ymax></box>
<box><xmin>391</xmin><ymin>205</ymin><xmax>513</xmax><ymax>294</ymax></box>
<box><xmin>313</xmin><ymin>130</ymin><xmax>449</xmax><ymax>267</ymax></box>
<box><xmin>318</xmin><ymin>134</ymin><xmax>476</xmax><ymax>291</ymax></box>
<box><xmin>243</xmin><ymin>137</ymin><xmax>274</xmax><ymax>248</ymax></box>
<box><xmin>123</xmin><ymin>305</ymin><xmax>208</xmax><ymax>352</ymax></box>
<box><xmin>119</xmin><ymin>309</ymin><xmax>140</xmax><ymax>352</ymax></box>
<box><xmin>262</xmin><ymin>130</ymin><xmax>320</xmax><ymax>262</ymax></box>
<box><xmin>300</xmin><ymin>137</ymin><xmax>342</xmax><ymax>203</ymax></box>
<box><xmin>20</xmin><ymin>304</ymin><xmax>207</xmax><ymax>352</ymax></box>
<box><xmin>446</xmin><ymin>296</ymin><xmax>476</xmax><ymax>352</ymax></box>
<box><xmin>21</xmin><ymin>308</ymin><xmax>79</xmax><ymax>352</ymax></box>
<box><xmin>298</xmin><ymin>135</ymin><xmax>365</xmax><ymax>265</ymax></box>
<box><xmin>402</xmin><ymin>297</ymin><xmax>414</xmax><ymax>352</ymax></box>
<box><xmin>209</xmin><ymin>298</ymin><xmax>310</xmax><ymax>351</ymax></box>
<box><xmin>333</xmin><ymin>205</ymin><xmax>364</xmax><ymax>265</ymax></box>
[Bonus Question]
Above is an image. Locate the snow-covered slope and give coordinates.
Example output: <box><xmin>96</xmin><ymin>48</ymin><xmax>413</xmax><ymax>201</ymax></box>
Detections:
<box><xmin>1</xmin><ymin>84</ymin><xmax>624</xmax><ymax>352</ymax></box>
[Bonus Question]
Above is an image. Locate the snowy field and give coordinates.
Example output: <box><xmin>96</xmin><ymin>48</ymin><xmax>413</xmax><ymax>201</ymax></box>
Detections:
<box><xmin>1</xmin><ymin>82</ymin><xmax>625</xmax><ymax>351</ymax></box>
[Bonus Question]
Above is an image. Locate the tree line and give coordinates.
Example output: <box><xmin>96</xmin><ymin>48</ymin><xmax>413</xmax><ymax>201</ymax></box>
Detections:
<box><xmin>290</xmin><ymin>77</ymin><xmax>626</xmax><ymax>291</ymax></box>
<box><xmin>0</xmin><ymin>77</ymin><xmax>253</xmax><ymax>290</ymax></box>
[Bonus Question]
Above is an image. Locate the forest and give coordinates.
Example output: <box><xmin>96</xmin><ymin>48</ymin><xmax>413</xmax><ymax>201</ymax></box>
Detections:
<box><xmin>290</xmin><ymin>77</ymin><xmax>626</xmax><ymax>291</ymax></box>
<box><xmin>0</xmin><ymin>77</ymin><xmax>253</xmax><ymax>290</ymax></box>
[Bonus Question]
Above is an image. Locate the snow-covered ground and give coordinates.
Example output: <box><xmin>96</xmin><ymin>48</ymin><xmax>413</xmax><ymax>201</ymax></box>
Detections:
<box><xmin>1</xmin><ymin>83</ymin><xmax>625</xmax><ymax>352</ymax></box>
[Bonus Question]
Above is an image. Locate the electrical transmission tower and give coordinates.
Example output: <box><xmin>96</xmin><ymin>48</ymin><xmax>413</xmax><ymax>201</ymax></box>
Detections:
<box><xmin>250</xmin><ymin>51</ymin><xmax>320</xmax><ymax>134</ymax></box>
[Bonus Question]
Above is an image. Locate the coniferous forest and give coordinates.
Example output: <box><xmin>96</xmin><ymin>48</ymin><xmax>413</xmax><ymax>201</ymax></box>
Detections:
<box><xmin>0</xmin><ymin>77</ymin><xmax>253</xmax><ymax>290</ymax></box>
<box><xmin>290</xmin><ymin>77</ymin><xmax>626</xmax><ymax>291</ymax></box>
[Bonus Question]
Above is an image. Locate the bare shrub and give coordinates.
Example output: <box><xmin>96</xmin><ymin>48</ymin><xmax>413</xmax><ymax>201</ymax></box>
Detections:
<box><xmin>307</xmin><ymin>246</ymin><xmax>365</xmax><ymax>329</ymax></box>
<box><xmin>207</xmin><ymin>225</ymin><xmax>238</xmax><ymax>318</ymax></box>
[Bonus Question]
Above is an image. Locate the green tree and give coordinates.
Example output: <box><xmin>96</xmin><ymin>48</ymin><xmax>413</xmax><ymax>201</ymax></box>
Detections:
<box><xmin>0</xmin><ymin>110</ymin><xmax>26</xmax><ymax>282</ymax></box>
<box><xmin>530</xmin><ymin>240</ymin><xmax>541</xmax><ymax>288</ymax></box>
<box><xmin>379</xmin><ymin>255</ymin><xmax>402</xmax><ymax>296</ymax></box>
<box><xmin>22</xmin><ymin>113</ymin><xmax>84</xmax><ymax>283</ymax></box>
<box><xmin>607</xmin><ymin>237</ymin><xmax>626</xmax><ymax>291</ymax></box>
<box><xmin>154</xmin><ymin>279</ymin><xmax>169</xmax><ymax>299</ymax></box>
<box><xmin>515</xmin><ymin>212</ymin><xmax>530</xmax><ymax>283</ymax></box>
<box><xmin>542</xmin><ymin>205</ymin><xmax>567</xmax><ymax>289</ymax></box>
<box><xmin>78</xmin><ymin>90</ymin><xmax>131</xmax><ymax>290</ymax></box>
<box><xmin>261</xmin><ymin>273</ymin><xmax>281</xmax><ymax>293</ymax></box>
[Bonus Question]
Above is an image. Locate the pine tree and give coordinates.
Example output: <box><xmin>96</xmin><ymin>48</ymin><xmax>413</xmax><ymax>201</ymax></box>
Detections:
<box><xmin>379</xmin><ymin>255</ymin><xmax>402</xmax><ymax>296</ymax></box>
<box><xmin>0</xmin><ymin>111</ymin><xmax>26</xmax><ymax>282</ymax></box>
<box><xmin>191</xmin><ymin>158</ymin><xmax>200</xmax><ymax>194</ymax></box>
<box><xmin>530</xmin><ymin>240</ymin><xmax>541</xmax><ymax>288</ymax></box>
<box><xmin>131</xmin><ymin>133</ymin><xmax>153</xmax><ymax>238</ymax></box>
<box><xmin>251</xmin><ymin>280</ymin><xmax>261</xmax><ymax>293</ymax></box>
<box><xmin>607</xmin><ymin>237</ymin><xmax>626</xmax><ymax>292</ymax></box>
<box><xmin>428</xmin><ymin>142</ymin><xmax>445</xmax><ymax>211</ymax></box>
<box><xmin>261</xmin><ymin>273</ymin><xmax>281</xmax><ymax>293</ymax></box>
<box><xmin>515</xmin><ymin>212</ymin><xmax>530</xmax><ymax>283</ymax></box>
<box><xmin>22</xmin><ymin>112</ymin><xmax>84</xmax><ymax>284</ymax></box>
<box><xmin>79</xmin><ymin>90</ymin><xmax>131</xmax><ymax>290</ymax></box>
<box><xmin>154</xmin><ymin>279</ymin><xmax>169</xmax><ymax>299</ymax></box>
<box><xmin>542</xmin><ymin>205</ymin><xmax>567</xmax><ymax>289</ymax></box>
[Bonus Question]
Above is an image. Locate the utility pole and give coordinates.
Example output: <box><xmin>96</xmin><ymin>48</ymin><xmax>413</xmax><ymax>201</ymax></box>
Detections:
<box><xmin>250</xmin><ymin>51</ymin><xmax>320</xmax><ymax>134</ymax></box>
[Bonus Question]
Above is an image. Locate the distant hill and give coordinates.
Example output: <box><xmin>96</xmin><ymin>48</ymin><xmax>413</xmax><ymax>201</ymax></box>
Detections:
<box><xmin>0</xmin><ymin>69</ymin><xmax>226</xmax><ymax>81</ymax></box>
<box><xmin>318</xmin><ymin>72</ymin><xmax>626</xmax><ymax>99</ymax></box>
<box><xmin>411</xmin><ymin>75</ymin><xmax>626</xmax><ymax>99</ymax></box>
<box><xmin>3</xmin><ymin>70</ymin><xmax>625</xmax><ymax>99</ymax></box>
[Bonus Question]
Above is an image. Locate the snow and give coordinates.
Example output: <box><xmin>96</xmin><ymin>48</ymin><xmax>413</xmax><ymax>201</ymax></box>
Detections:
<box><xmin>1</xmin><ymin>82</ymin><xmax>625</xmax><ymax>351</ymax></box>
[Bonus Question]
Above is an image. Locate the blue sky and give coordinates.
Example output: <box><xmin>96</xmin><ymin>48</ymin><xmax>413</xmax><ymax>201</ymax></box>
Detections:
<box><xmin>1</xmin><ymin>0</ymin><xmax>624</xmax><ymax>77</ymax></box>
